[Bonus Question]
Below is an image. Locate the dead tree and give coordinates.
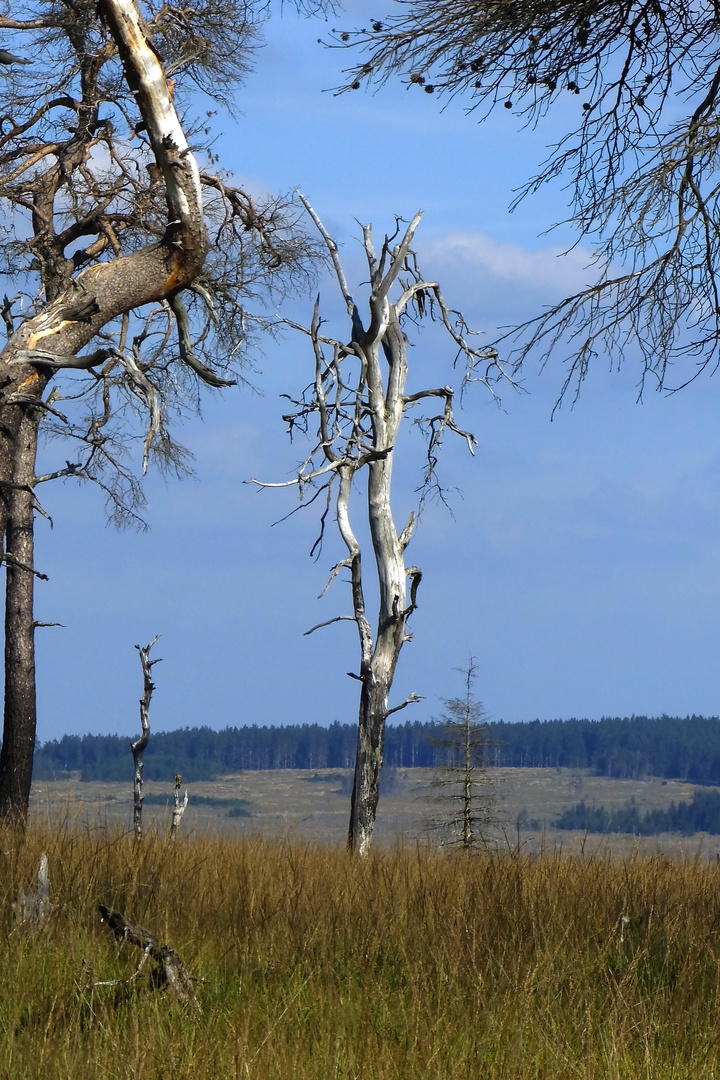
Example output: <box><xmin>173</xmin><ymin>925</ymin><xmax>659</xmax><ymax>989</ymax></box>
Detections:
<box><xmin>428</xmin><ymin>658</ymin><xmax>499</xmax><ymax>851</ymax></box>
<box><xmin>252</xmin><ymin>197</ymin><xmax>513</xmax><ymax>854</ymax></box>
<box><xmin>170</xmin><ymin>773</ymin><xmax>188</xmax><ymax>838</ymax></box>
<box><xmin>132</xmin><ymin>637</ymin><xmax>160</xmax><ymax>842</ymax></box>
<box><xmin>0</xmin><ymin>0</ymin><xmax>320</xmax><ymax>822</ymax></box>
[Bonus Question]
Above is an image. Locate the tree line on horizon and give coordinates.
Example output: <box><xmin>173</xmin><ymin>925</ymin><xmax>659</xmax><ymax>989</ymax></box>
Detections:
<box><xmin>32</xmin><ymin>714</ymin><xmax>720</xmax><ymax>785</ymax></box>
<box><xmin>554</xmin><ymin>789</ymin><xmax>720</xmax><ymax>837</ymax></box>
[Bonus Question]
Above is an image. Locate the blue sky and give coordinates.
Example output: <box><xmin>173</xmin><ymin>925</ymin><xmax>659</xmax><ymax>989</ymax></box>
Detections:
<box><xmin>29</xmin><ymin>3</ymin><xmax>720</xmax><ymax>741</ymax></box>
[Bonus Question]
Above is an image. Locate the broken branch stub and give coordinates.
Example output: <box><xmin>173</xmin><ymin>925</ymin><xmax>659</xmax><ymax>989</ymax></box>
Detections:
<box><xmin>13</xmin><ymin>852</ymin><xmax>52</xmax><ymax>929</ymax></box>
<box><xmin>170</xmin><ymin>772</ymin><xmax>188</xmax><ymax>838</ymax></box>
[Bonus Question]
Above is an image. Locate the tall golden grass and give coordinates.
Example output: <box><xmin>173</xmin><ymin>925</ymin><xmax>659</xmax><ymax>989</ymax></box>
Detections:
<box><xmin>2</xmin><ymin>823</ymin><xmax>720</xmax><ymax>1078</ymax></box>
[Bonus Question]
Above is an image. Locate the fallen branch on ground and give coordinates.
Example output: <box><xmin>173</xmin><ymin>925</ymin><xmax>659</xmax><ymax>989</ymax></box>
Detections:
<box><xmin>97</xmin><ymin>903</ymin><xmax>200</xmax><ymax>1010</ymax></box>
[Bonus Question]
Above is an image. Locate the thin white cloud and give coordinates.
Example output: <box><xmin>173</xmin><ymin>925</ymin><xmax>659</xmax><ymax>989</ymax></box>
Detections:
<box><xmin>422</xmin><ymin>230</ymin><xmax>599</xmax><ymax>299</ymax></box>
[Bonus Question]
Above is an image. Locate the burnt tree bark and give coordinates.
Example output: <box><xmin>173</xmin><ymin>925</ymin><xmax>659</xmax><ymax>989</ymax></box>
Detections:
<box><xmin>253</xmin><ymin>197</ymin><xmax>512</xmax><ymax>854</ymax></box>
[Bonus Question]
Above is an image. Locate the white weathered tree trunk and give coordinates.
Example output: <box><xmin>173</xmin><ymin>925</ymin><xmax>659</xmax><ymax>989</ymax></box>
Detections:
<box><xmin>132</xmin><ymin>637</ymin><xmax>159</xmax><ymax>842</ymax></box>
<box><xmin>345</xmin><ymin>311</ymin><xmax>413</xmax><ymax>854</ymax></box>
<box><xmin>253</xmin><ymin>200</ymin><xmax>506</xmax><ymax>854</ymax></box>
<box><xmin>170</xmin><ymin>773</ymin><xmax>188</xmax><ymax>838</ymax></box>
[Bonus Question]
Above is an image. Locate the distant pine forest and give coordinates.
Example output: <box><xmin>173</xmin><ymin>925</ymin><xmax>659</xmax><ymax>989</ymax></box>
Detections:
<box><xmin>32</xmin><ymin>714</ymin><xmax>720</xmax><ymax>785</ymax></box>
<box><xmin>553</xmin><ymin>789</ymin><xmax>720</xmax><ymax>836</ymax></box>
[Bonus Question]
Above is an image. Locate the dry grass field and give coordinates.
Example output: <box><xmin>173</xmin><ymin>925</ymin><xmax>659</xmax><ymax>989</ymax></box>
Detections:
<box><xmin>28</xmin><ymin>767</ymin><xmax>718</xmax><ymax>856</ymax></box>
<box><xmin>4</xmin><ymin>823</ymin><xmax>720</xmax><ymax>1078</ymax></box>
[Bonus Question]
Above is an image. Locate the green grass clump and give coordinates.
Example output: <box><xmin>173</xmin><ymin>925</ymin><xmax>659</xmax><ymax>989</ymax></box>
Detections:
<box><xmin>3</xmin><ymin>825</ymin><xmax>720</xmax><ymax>1078</ymax></box>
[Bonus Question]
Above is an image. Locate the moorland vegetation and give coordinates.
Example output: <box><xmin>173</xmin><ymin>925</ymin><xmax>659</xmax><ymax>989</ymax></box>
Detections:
<box><xmin>5</xmin><ymin>823</ymin><xmax>720</xmax><ymax>1079</ymax></box>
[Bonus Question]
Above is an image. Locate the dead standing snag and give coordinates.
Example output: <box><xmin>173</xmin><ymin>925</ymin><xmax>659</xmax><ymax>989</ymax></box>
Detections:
<box><xmin>251</xmin><ymin>197</ymin><xmax>514</xmax><ymax>854</ymax></box>
<box><xmin>170</xmin><ymin>772</ymin><xmax>189</xmax><ymax>838</ymax></box>
<box><xmin>132</xmin><ymin>636</ymin><xmax>160</xmax><ymax>842</ymax></box>
<box><xmin>428</xmin><ymin>657</ymin><xmax>499</xmax><ymax>850</ymax></box>
<box><xmin>13</xmin><ymin>852</ymin><xmax>52</xmax><ymax>929</ymax></box>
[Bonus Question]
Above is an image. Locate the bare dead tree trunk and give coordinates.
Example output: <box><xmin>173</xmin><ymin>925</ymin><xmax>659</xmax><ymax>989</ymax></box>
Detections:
<box><xmin>348</xmin><ymin>672</ymin><xmax>396</xmax><ymax>853</ymax></box>
<box><xmin>170</xmin><ymin>773</ymin><xmax>188</xmax><ymax>838</ymax></box>
<box><xmin>346</xmin><ymin>445</ymin><xmax>414</xmax><ymax>853</ymax></box>
<box><xmin>132</xmin><ymin>637</ymin><xmax>159</xmax><ymax>842</ymax></box>
<box><xmin>252</xmin><ymin>198</ymin><xmax>509</xmax><ymax>855</ymax></box>
<box><xmin>0</xmin><ymin>411</ymin><xmax>41</xmax><ymax>821</ymax></box>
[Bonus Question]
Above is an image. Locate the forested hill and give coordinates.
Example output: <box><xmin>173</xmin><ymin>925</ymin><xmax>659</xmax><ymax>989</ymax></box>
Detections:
<box><xmin>32</xmin><ymin>715</ymin><xmax>720</xmax><ymax>784</ymax></box>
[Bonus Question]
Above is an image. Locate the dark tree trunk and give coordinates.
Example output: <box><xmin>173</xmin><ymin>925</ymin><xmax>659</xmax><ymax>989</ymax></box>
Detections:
<box><xmin>0</xmin><ymin>411</ymin><xmax>39</xmax><ymax>820</ymax></box>
<box><xmin>346</xmin><ymin>454</ymin><xmax>408</xmax><ymax>855</ymax></box>
<box><xmin>348</xmin><ymin>676</ymin><xmax>390</xmax><ymax>852</ymax></box>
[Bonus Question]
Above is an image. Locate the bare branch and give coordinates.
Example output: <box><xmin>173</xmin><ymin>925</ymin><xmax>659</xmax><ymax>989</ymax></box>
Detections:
<box><xmin>98</xmin><ymin>904</ymin><xmax>199</xmax><ymax>1010</ymax></box>
<box><xmin>303</xmin><ymin>614</ymin><xmax>357</xmax><ymax>636</ymax></box>
<box><xmin>296</xmin><ymin>191</ymin><xmax>358</xmax><ymax>327</ymax></box>
<box><xmin>372</xmin><ymin>211</ymin><xmax>424</xmax><ymax>311</ymax></box>
<box><xmin>318</xmin><ymin>557</ymin><xmax>352</xmax><ymax>598</ymax></box>
<box><xmin>386</xmin><ymin>693</ymin><xmax>424</xmax><ymax>718</ymax></box>
<box><xmin>167</xmin><ymin>293</ymin><xmax>235</xmax><ymax>389</ymax></box>
<box><xmin>334</xmin><ymin>0</ymin><xmax>720</xmax><ymax>396</ymax></box>
<box><xmin>398</xmin><ymin>513</ymin><xmax>415</xmax><ymax>551</ymax></box>
<box><xmin>115</xmin><ymin>350</ymin><xmax>161</xmax><ymax>476</ymax></box>
<box><xmin>1</xmin><ymin>551</ymin><xmax>47</xmax><ymax>580</ymax></box>
<box><xmin>34</xmin><ymin>464</ymin><xmax>83</xmax><ymax>485</ymax></box>
<box><xmin>8</xmin><ymin>348</ymin><xmax>114</xmax><ymax>370</ymax></box>
<box><xmin>247</xmin><ymin>457</ymin><xmax>342</xmax><ymax>490</ymax></box>
<box><xmin>4</xmin><ymin>396</ymin><xmax>69</xmax><ymax>426</ymax></box>
<box><xmin>404</xmin><ymin>566</ymin><xmax>422</xmax><ymax>616</ymax></box>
